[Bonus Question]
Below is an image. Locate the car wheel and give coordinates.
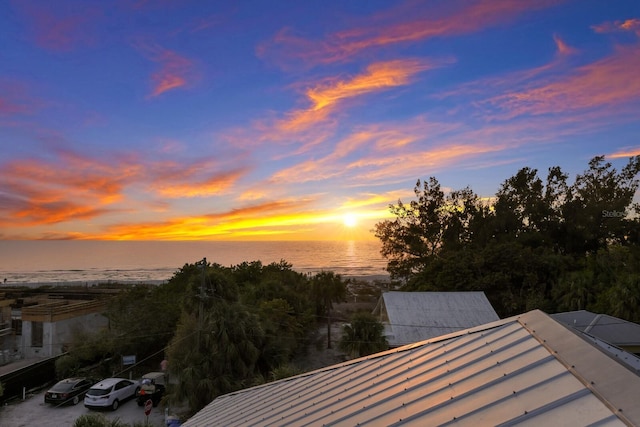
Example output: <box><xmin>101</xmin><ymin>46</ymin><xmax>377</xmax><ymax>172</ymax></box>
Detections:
<box><xmin>111</xmin><ymin>399</ymin><xmax>119</xmax><ymax>411</ymax></box>
<box><xmin>72</xmin><ymin>395</ymin><xmax>80</xmax><ymax>405</ymax></box>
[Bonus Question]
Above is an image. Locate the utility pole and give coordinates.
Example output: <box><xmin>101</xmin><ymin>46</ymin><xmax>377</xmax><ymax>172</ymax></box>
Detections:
<box><xmin>197</xmin><ymin>257</ymin><xmax>206</xmax><ymax>348</ymax></box>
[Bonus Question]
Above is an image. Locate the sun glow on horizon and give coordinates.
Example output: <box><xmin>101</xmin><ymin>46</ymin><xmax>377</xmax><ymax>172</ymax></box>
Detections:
<box><xmin>343</xmin><ymin>212</ymin><xmax>358</xmax><ymax>228</ymax></box>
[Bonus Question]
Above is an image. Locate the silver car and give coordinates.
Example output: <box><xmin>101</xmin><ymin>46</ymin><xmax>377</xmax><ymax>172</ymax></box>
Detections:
<box><xmin>84</xmin><ymin>378</ymin><xmax>140</xmax><ymax>411</ymax></box>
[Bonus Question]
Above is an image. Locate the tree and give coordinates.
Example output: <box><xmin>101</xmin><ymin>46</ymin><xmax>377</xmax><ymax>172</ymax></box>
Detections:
<box><xmin>562</xmin><ymin>156</ymin><xmax>640</xmax><ymax>254</ymax></box>
<box><xmin>255</xmin><ymin>298</ymin><xmax>304</xmax><ymax>373</ymax></box>
<box><xmin>339</xmin><ymin>312</ymin><xmax>388</xmax><ymax>358</ymax></box>
<box><xmin>166</xmin><ymin>261</ymin><xmax>264</xmax><ymax>415</ymax></box>
<box><xmin>374</xmin><ymin>178</ymin><xmax>483</xmax><ymax>282</ymax></box>
<box><xmin>374</xmin><ymin>156</ymin><xmax>640</xmax><ymax>317</ymax></box>
<box><xmin>310</xmin><ymin>271</ymin><xmax>347</xmax><ymax>349</ymax></box>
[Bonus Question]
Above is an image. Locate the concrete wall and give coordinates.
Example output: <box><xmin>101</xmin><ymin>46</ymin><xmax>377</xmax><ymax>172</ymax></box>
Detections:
<box><xmin>22</xmin><ymin>312</ymin><xmax>109</xmax><ymax>358</ymax></box>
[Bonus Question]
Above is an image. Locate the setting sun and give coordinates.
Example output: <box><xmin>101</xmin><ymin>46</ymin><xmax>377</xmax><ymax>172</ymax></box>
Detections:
<box><xmin>343</xmin><ymin>213</ymin><xmax>358</xmax><ymax>228</ymax></box>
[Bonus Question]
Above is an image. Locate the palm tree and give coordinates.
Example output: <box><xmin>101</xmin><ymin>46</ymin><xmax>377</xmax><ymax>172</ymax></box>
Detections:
<box><xmin>339</xmin><ymin>312</ymin><xmax>388</xmax><ymax>358</ymax></box>
<box><xmin>311</xmin><ymin>271</ymin><xmax>347</xmax><ymax>349</ymax></box>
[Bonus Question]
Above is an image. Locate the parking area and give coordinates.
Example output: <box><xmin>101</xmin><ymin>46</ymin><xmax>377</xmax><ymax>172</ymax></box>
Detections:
<box><xmin>0</xmin><ymin>388</ymin><xmax>171</xmax><ymax>427</ymax></box>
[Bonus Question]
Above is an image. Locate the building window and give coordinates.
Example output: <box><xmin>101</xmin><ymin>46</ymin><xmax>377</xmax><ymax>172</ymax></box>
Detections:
<box><xmin>12</xmin><ymin>318</ymin><xmax>22</xmax><ymax>335</ymax></box>
<box><xmin>32</xmin><ymin>321</ymin><xmax>43</xmax><ymax>347</ymax></box>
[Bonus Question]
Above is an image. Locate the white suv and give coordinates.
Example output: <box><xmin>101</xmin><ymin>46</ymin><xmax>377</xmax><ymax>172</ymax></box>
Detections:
<box><xmin>84</xmin><ymin>378</ymin><xmax>140</xmax><ymax>411</ymax></box>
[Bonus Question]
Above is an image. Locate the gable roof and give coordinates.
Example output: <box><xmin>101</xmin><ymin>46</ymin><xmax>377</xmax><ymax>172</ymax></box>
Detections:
<box><xmin>376</xmin><ymin>291</ymin><xmax>500</xmax><ymax>346</ymax></box>
<box><xmin>183</xmin><ymin>310</ymin><xmax>640</xmax><ymax>427</ymax></box>
<box><xmin>551</xmin><ymin>310</ymin><xmax>640</xmax><ymax>346</ymax></box>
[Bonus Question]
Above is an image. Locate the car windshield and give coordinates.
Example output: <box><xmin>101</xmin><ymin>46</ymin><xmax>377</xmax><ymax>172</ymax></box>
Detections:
<box><xmin>86</xmin><ymin>388</ymin><xmax>111</xmax><ymax>396</ymax></box>
<box><xmin>50</xmin><ymin>382</ymin><xmax>74</xmax><ymax>392</ymax></box>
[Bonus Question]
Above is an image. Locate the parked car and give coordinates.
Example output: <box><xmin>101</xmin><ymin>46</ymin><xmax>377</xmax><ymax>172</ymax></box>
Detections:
<box><xmin>136</xmin><ymin>371</ymin><xmax>166</xmax><ymax>407</ymax></box>
<box><xmin>44</xmin><ymin>377</ymin><xmax>95</xmax><ymax>406</ymax></box>
<box><xmin>84</xmin><ymin>378</ymin><xmax>140</xmax><ymax>411</ymax></box>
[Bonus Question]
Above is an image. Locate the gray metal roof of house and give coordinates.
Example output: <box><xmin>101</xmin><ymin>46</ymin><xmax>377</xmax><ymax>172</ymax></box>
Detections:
<box><xmin>551</xmin><ymin>310</ymin><xmax>640</xmax><ymax>346</ymax></box>
<box><xmin>183</xmin><ymin>310</ymin><xmax>640</xmax><ymax>427</ymax></box>
<box><xmin>378</xmin><ymin>291</ymin><xmax>500</xmax><ymax>346</ymax></box>
<box><xmin>579</xmin><ymin>333</ymin><xmax>640</xmax><ymax>373</ymax></box>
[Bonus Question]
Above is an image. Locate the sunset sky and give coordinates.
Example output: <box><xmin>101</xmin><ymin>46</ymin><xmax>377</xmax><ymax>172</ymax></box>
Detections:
<box><xmin>1</xmin><ymin>0</ymin><xmax>639</xmax><ymax>241</ymax></box>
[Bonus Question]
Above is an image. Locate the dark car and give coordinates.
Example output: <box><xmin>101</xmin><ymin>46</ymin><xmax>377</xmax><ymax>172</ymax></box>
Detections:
<box><xmin>136</xmin><ymin>372</ymin><xmax>166</xmax><ymax>407</ymax></box>
<box><xmin>44</xmin><ymin>377</ymin><xmax>95</xmax><ymax>406</ymax></box>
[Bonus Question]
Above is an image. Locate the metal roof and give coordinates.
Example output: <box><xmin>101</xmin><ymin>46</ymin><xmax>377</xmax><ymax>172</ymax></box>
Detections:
<box><xmin>376</xmin><ymin>291</ymin><xmax>500</xmax><ymax>346</ymax></box>
<box><xmin>183</xmin><ymin>310</ymin><xmax>640</xmax><ymax>427</ymax></box>
<box><xmin>551</xmin><ymin>310</ymin><xmax>640</xmax><ymax>346</ymax></box>
<box><xmin>579</xmin><ymin>333</ymin><xmax>640</xmax><ymax>373</ymax></box>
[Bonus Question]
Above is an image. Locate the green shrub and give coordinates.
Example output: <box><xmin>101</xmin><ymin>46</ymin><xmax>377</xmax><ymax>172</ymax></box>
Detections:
<box><xmin>72</xmin><ymin>413</ymin><xmax>127</xmax><ymax>427</ymax></box>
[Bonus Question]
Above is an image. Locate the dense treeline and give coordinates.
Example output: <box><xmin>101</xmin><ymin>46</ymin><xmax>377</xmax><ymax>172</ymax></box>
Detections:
<box><xmin>375</xmin><ymin>156</ymin><xmax>640</xmax><ymax>320</ymax></box>
<box><xmin>59</xmin><ymin>259</ymin><xmax>354</xmax><ymax>415</ymax></box>
<box><xmin>165</xmin><ymin>259</ymin><xmax>320</xmax><ymax>412</ymax></box>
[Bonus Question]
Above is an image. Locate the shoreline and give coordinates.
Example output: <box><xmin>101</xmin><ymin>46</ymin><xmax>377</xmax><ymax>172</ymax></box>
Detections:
<box><xmin>0</xmin><ymin>273</ymin><xmax>391</xmax><ymax>289</ymax></box>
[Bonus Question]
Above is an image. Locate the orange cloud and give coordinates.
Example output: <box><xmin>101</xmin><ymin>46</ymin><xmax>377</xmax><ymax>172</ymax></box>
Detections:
<box><xmin>154</xmin><ymin>168</ymin><xmax>247</xmax><ymax>198</ymax></box>
<box><xmin>258</xmin><ymin>0</ymin><xmax>561</xmax><ymax>67</ymax></box>
<box><xmin>277</xmin><ymin>59</ymin><xmax>436</xmax><ymax>133</ymax></box>
<box><xmin>142</xmin><ymin>153</ymin><xmax>250</xmax><ymax>198</ymax></box>
<box><xmin>269</xmin><ymin>118</ymin><xmax>502</xmax><ymax>186</ymax></box>
<box><xmin>308</xmin><ymin>60</ymin><xmax>434</xmax><ymax>109</ymax></box>
<box><xmin>553</xmin><ymin>34</ymin><xmax>577</xmax><ymax>56</ymax></box>
<box><xmin>609</xmin><ymin>148</ymin><xmax>640</xmax><ymax>159</ymax></box>
<box><xmin>0</xmin><ymin>147</ymin><xmax>141</xmax><ymax>229</ymax></box>
<box><xmin>137</xmin><ymin>43</ymin><xmax>195</xmax><ymax>97</ymax></box>
<box><xmin>98</xmin><ymin>199</ymin><xmax>319</xmax><ymax>240</ymax></box>
<box><xmin>268</xmin><ymin>110</ymin><xmax>595</xmax><ymax>192</ymax></box>
<box><xmin>592</xmin><ymin>18</ymin><xmax>640</xmax><ymax>36</ymax></box>
<box><xmin>151</xmin><ymin>51</ymin><xmax>193</xmax><ymax>97</ymax></box>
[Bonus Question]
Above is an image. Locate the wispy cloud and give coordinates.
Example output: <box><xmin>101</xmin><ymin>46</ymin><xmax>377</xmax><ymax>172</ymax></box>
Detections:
<box><xmin>136</xmin><ymin>43</ymin><xmax>196</xmax><ymax>97</ymax></box>
<box><xmin>258</xmin><ymin>0</ymin><xmax>561</xmax><ymax>67</ymax></box>
<box><xmin>276</xmin><ymin>59</ymin><xmax>436</xmax><ymax>133</ymax></box>
<box><xmin>553</xmin><ymin>34</ymin><xmax>577</xmax><ymax>56</ymax></box>
<box><xmin>592</xmin><ymin>18</ymin><xmax>640</xmax><ymax>36</ymax></box>
<box><xmin>0</xmin><ymin>151</ymin><xmax>133</xmax><ymax>228</ymax></box>
<box><xmin>14</xmin><ymin>1</ymin><xmax>101</xmax><ymax>52</ymax></box>
<box><xmin>152</xmin><ymin>168</ymin><xmax>248</xmax><ymax>198</ymax></box>
<box><xmin>0</xmin><ymin>79</ymin><xmax>44</xmax><ymax>117</ymax></box>
<box><xmin>0</xmin><ymin>142</ymin><xmax>253</xmax><ymax>232</ymax></box>
<box><xmin>432</xmin><ymin>33</ymin><xmax>573</xmax><ymax>103</ymax></box>
<box><xmin>609</xmin><ymin>147</ymin><xmax>640</xmax><ymax>158</ymax></box>
<box><xmin>269</xmin><ymin>117</ymin><xmax>512</xmax><ymax>187</ymax></box>
<box><xmin>484</xmin><ymin>43</ymin><xmax>640</xmax><ymax>118</ymax></box>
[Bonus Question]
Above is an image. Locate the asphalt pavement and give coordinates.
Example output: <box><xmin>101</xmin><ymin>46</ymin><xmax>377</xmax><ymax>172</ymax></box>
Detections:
<box><xmin>0</xmin><ymin>387</ymin><xmax>172</xmax><ymax>427</ymax></box>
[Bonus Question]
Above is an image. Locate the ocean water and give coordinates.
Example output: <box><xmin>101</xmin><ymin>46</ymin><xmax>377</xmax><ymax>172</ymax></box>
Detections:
<box><xmin>0</xmin><ymin>240</ymin><xmax>389</xmax><ymax>285</ymax></box>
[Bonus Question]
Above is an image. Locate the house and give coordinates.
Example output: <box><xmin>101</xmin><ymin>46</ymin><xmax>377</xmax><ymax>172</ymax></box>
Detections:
<box><xmin>0</xmin><ymin>287</ymin><xmax>120</xmax><ymax>360</ymax></box>
<box><xmin>373</xmin><ymin>291</ymin><xmax>500</xmax><ymax>347</ymax></box>
<box><xmin>183</xmin><ymin>310</ymin><xmax>640</xmax><ymax>426</ymax></box>
<box><xmin>0</xmin><ymin>294</ymin><xmax>15</xmax><ymax>364</ymax></box>
<box><xmin>551</xmin><ymin>310</ymin><xmax>640</xmax><ymax>356</ymax></box>
<box><xmin>20</xmin><ymin>298</ymin><xmax>109</xmax><ymax>358</ymax></box>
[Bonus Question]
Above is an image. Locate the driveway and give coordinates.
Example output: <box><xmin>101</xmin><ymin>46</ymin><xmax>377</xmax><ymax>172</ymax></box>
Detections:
<box><xmin>0</xmin><ymin>388</ymin><xmax>172</xmax><ymax>427</ymax></box>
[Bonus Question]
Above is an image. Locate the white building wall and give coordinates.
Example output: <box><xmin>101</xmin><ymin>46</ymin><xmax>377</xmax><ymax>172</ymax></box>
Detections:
<box><xmin>23</xmin><ymin>312</ymin><xmax>109</xmax><ymax>358</ymax></box>
<box><xmin>22</xmin><ymin>321</ymin><xmax>41</xmax><ymax>358</ymax></box>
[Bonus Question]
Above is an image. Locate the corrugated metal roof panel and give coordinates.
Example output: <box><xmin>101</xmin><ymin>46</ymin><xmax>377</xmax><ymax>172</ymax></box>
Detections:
<box><xmin>183</xmin><ymin>310</ymin><xmax>640</xmax><ymax>427</ymax></box>
<box><xmin>380</xmin><ymin>292</ymin><xmax>500</xmax><ymax>346</ymax></box>
<box><xmin>552</xmin><ymin>310</ymin><xmax>640</xmax><ymax>346</ymax></box>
